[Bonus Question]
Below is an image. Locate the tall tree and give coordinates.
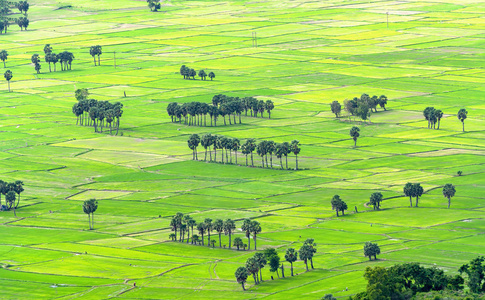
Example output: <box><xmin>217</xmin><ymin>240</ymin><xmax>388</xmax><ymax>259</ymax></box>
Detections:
<box><xmin>403</xmin><ymin>182</ymin><xmax>413</xmax><ymax>207</ymax></box>
<box><xmin>304</xmin><ymin>238</ymin><xmax>317</xmax><ymax>269</ymax></box>
<box><xmin>413</xmin><ymin>183</ymin><xmax>423</xmax><ymax>207</ymax></box>
<box><xmin>254</xmin><ymin>252</ymin><xmax>267</xmax><ymax>282</ymax></box>
<box><xmin>213</xmin><ymin>219</ymin><xmax>224</xmax><ymax>248</ymax></box>
<box><xmin>459</xmin><ymin>256</ymin><xmax>485</xmax><ymax>294</ymax></box>
<box><xmin>285</xmin><ymin>248</ymin><xmax>298</xmax><ymax>276</ymax></box>
<box><xmin>442</xmin><ymin>183</ymin><xmax>456</xmax><ymax>209</ymax></box>
<box><xmin>208</xmin><ymin>71</ymin><xmax>215</xmax><ymax>81</ymax></box>
<box><xmin>378</xmin><ymin>95</ymin><xmax>388</xmax><ymax>111</ymax></box>
<box><xmin>198</xmin><ymin>69</ymin><xmax>207</xmax><ymax>80</ymax></box>
<box><xmin>457</xmin><ymin>108</ymin><xmax>468</xmax><ymax>132</ymax></box>
<box><xmin>265</xmin><ymin>100</ymin><xmax>274</xmax><ymax>118</ymax></box>
<box><xmin>235</xmin><ymin>267</ymin><xmax>249</xmax><ymax>291</ymax></box>
<box><xmin>350</xmin><ymin>126</ymin><xmax>360</xmax><ymax>147</ymax></box>
<box><xmin>223</xmin><ymin>219</ymin><xmax>236</xmax><ymax>249</ymax></box>
<box><xmin>13</xmin><ymin>180</ymin><xmax>24</xmax><ymax>209</ymax></box>
<box><xmin>298</xmin><ymin>244</ymin><xmax>311</xmax><ymax>271</ymax></box>
<box><xmin>290</xmin><ymin>140</ymin><xmax>301</xmax><ymax>170</ymax></box>
<box><xmin>4</xmin><ymin>69</ymin><xmax>12</xmax><ymax>92</ymax></box>
<box><xmin>268</xmin><ymin>254</ymin><xmax>281</xmax><ymax>278</ymax></box>
<box><xmin>0</xmin><ymin>50</ymin><xmax>8</xmax><ymax>68</ymax></box>
<box><xmin>82</xmin><ymin>199</ymin><xmax>98</xmax><ymax>230</ymax></box>
<box><xmin>204</xmin><ymin>218</ymin><xmax>213</xmax><ymax>247</ymax></box>
<box><xmin>246</xmin><ymin>257</ymin><xmax>260</xmax><ymax>285</ymax></box>
<box><xmin>241</xmin><ymin>219</ymin><xmax>252</xmax><ymax>250</ymax></box>
<box><xmin>197</xmin><ymin>222</ymin><xmax>206</xmax><ymax>246</ymax></box>
<box><xmin>6</xmin><ymin>190</ymin><xmax>16</xmax><ymax>217</ymax></box>
<box><xmin>250</xmin><ymin>220</ymin><xmax>261</xmax><ymax>250</ymax></box>
<box><xmin>435</xmin><ymin>109</ymin><xmax>443</xmax><ymax>129</ymax></box>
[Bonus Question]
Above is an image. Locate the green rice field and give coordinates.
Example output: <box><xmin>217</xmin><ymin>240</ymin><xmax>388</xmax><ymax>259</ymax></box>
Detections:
<box><xmin>0</xmin><ymin>0</ymin><xmax>484</xmax><ymax>298</ymax></box>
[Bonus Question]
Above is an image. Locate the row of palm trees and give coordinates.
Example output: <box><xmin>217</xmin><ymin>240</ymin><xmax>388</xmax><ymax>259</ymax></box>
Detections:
<box><xmin>71</xmin><ymin>89</ymin><xmax>123</xmax><ymax>135</ymax></box>
<box><xmin>188</xmin><ymin>134</ymin><xmax>301</xmax><ymax>170</ymax></box>
<box><xmin>235</xmin><ymin>239</ymin><xmax>317</xmax><ymax>290</ymax></box>
<box><xmin>0</xmin><ymin>180</ymin><xmax>24</xmax><ymax>217</ymax></box>
<box><xmin>179</xmin><ymin>65</ymin><xmax>215</xmax><ymax>80</ymax></box>
<box><xmin>169</xmin><ymin>213</ymin><xmax>263</xmax><ymax>250</ymax></box>
<box><xmin>166</xmin><ymin>97</ymin><xmax>275</xmax><ymax>127</ymax></box>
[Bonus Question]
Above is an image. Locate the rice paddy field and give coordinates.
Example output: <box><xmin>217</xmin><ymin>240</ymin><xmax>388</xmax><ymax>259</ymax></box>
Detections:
<box><xmin>0</xmin><ymin>0</ymin><xmax>485</xmax><ymax>298</ymax></box>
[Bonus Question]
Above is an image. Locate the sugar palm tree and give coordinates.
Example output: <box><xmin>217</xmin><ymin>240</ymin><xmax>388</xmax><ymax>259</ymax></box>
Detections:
<box><xmin>232</xmin><ymin>138</ymin><xmax>240</xmax><ymax>164</ymax></box>
<box><xmin>350</xmin><ymin>126</ymin><xmax>360</xmax><ymax>147</ymax></box>
<box><xmin>224</xmin><ymin>219</ymin><xmax>236</xmax><ymax>249</ymax></box>
<box><xmin>442</xmin><ymin>183</ymin><xmax>456</xmax><ymax>208</ymax></box>
<box><xmin>235</xmin><ymin>267</ymin><xmax>249</xmax><ymax>290</ymax></box>
<box><xmin>285</xmin><ymin>248</ymin><xmax>298</xmax><ymax>276</ymax></box>
<box><xmin>82</xmin><ymin>199</ymin><xmax>98</xmax><ymax>230</ymax></box>
<box><xmin>241</xmin><ymin>219</ymin><xmax>252</xmax><ymax>250</ymax></box>
<box><xmin>208</xmin><ymin>71</ymin><xmax>215</xmax><ymax>81</ymax></box>
<box><xmin>290</xmin><ymin>140</ymin><xmax>301</xmax><ymax>170</ymax></box>
<box><xmin>6</xmin><ymin>191</ymin><xmax>16</xmax><ymax>217</ymax></box>
<box><xmin>0</xmin><ymin>50</ymin><xmax>8</xmax><ymax>68</ymax></box>
<box><xmin>204</xmin><ymin>218</ymin><xmax>213</xmax><ymax>247</ymax></box>
<box><xmin>187</xmin><ymin>217</ymin><xmax>197</xmax><ymax>244</ymax></box>
<box><xmin>4</xmin><ymin>69</ymin><xmax>12</xmax><ymax>92</ymax></box>
<box><xmin>403</xmin><ymin>182</ymin><xmax>413</xmax><ymax>207</ymax></box>
<box><xmin>13</xmin><ymin>180</ymin><xmax>24</xmax><ymax>209</ymax></box>
<box><xmin>197</xmin><ymin>222</ymin><xmax>206</xmax><ymax>246</ymax></box>
<box><xmin>457</xmin><ymin>108</ymin><xmax>468</xmax><ymax>132</ymax></box>
<box><xmin>251</xmin><ymin>220</ymin><xmax>261</xmax><ymax>250</ymax></box>
<box><xmin>213</xmin><ymin>219</ymin><xmax>224</xmax><ymax>248</ymax></box>
<box><xmin>282</xmin><ymin>142</ymin><xmax>290</xmax><ymax>169</ymax></box>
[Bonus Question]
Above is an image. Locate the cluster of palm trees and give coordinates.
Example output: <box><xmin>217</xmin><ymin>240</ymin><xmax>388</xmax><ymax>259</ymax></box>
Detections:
<box><xmin>89</xmin><ymin>45</ymin><xmax>102</xmax><ymax>66</ymax></box>
<box><xmin>0</xmin><ymin>180</ymin><xmax>24</xmax><ymax>217</ymax></box>
<box><xmin>43</xmin><ymin>44</ymin><xmax>74</xmax><ymax>72</ymax></box>
<box><xmin>0</xmin><ymin>2</ymin><xmax>29</xmax><ymax>32</ymax></box>
<box><xmin>166</xmin><ymin>96</ymin><xmax>274</xmax><ymax>127</ymax></box>
<box><xmin>403</xmin><ymin>183</ymin><xmax>424</xmax><ymax>208</ymax></box>
<box><xmin>179</xmin><ymin>65</ymin><xmax>215</xmax><ymax>80</ymax></box>
<box><xmin>187</xmin><ymin>134</ymin><xmax>302</xmax><ymax>170</ymax></box>
<box><xmin>331</xmin><ymin>94</ymin><xmax>388</xmax><ymax>122</ymax></box>
<box><xmin>71</xmin><ymin>88</ymin><xmax>123</xmax><ymax>135</ymax></box>
<box><xmin>423</xmin><ymin>107</ymin><xmax>444</xmax><ymax>129</ymax></box>
<box><xmin>169</xmin><ymin>213</ymin><xmax>263</xmax><ymax>250</ymax></box>
<box><xmin>235</xmin><ymin>239</ymin><xmax>317</xmax><ymax>291</ymax></box>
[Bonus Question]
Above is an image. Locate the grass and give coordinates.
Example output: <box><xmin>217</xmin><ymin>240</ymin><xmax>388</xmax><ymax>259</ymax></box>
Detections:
<box><xmin>0</xmin><ymin>0</ymin><xmax>484</xmax><ymax>298</ymax></box>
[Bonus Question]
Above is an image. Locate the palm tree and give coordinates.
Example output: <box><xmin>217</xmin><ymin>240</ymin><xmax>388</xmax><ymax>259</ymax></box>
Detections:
<box><xmin>257</xmin><ymin>141</ymin><xmax>267</xmax><ymax>168</ymax></box>
<box><xmin>224</xmin><ymin>219</ymin><xmax>236</xmax><ymax>249</ymax></box>
<box><xmin>4</xmin><ymin>69</ymin><xmax>12</xmax><ymax>92</ymax></box>
<box><xmin>246</xmin><ymin>257</ymin><xmax>260</xmax><ymax>285</ymax></box>
<box><xmin>443</xmin><ymin>184</ymin><xmax>456</xmax><ymax>208</ymax></box>
<box><xmin>265</xmin><ymin>100</ymin><xmax>274</xmax><ymax>118</ymax></box>
<box><xmin>198</xmin><ymin>69</ymin><xmax>207</xmax><ymax>80</ymax></box>
<box><xmin>213</xmin><ymin>219</ymin><xmax>224</xmax><ymax>248</ymax></box>
<box><xmin>82</xmin><ymin>199</ymin><xmax>98</xmax><ymax>230</ymax></box>
<box><xmin>457</xmin><ymin>108</ymin><xmax>468</xmax><ymax>132</ymax></box>
<box><xmin>247</xmin><ymin>138</ymin><xmax>256</xmax><ymax>167</ymax></box>
<box><xmin>350</xmin><ymin>126</ymin><xmax>360</xmax><ymax>147</ymax></box>
<box><xmin>187</xmin><ymin>217</ymin><xmax>197</xmax><ymax>244</ymax></box>
<box><xmin>276</xmin><ymin>143</ymin><xmax>284</xmax><ymax>169</ymax></box>
<box><xmin>204</xmin><ymin>218</ymin><xmax>213</xmax><ymax>247</ymax></box>
<box><xmin>435</xmin><ymin>109</ymin><xmax>443</xmax><ymax>129</ymax></box>
<box><xmin>197</xmin><ymin>222</ymin><xmax>206</xmax><ymax>245</ymax></box>
<box><xmin>290</xmin><ymin>140</ymin><xmax>301</xmax><ymax>170</ymax></box>
<box><xmin>254</xmin><ymin>252</ymin><xmax>267</xmax><ymax>282</ymax></box>
<box><xmin>378</xmin><ymin>95</ymin><xmax>388</xmax><ymax>111</ymax></box>
<box><xmin>413</xmin><ymin>183</ymin><xmax>423</xmax><ymax>207</ymax></box>
<box><xmin>369</xmin><ymin>192</ymin><xmax>383</xmax><ymax>210</ymax></box>
<box><xmin>90</xmin><ymin>46</ymin><xmax>97</xmax><ymax>66</ymax></box>
<box><xmin>250</xmin><ymin>220</ymin><xmax>261</xmax><ymax>250</ymax></box>
<box><xmin>241</xmin><ymin>219</ymin><xmax>252</xmax><ymax>250</ymax></box>
<box><xmin>0</xmin><ymin>50</ymin><xmax>8</xmax><ymax>68</ymax></box>
<box><xmin>403</xmin><ymin>182</ymin><xmax>413</xmax><ymax>207</ymax></box>
<box><xmin>232</xmin><ymin>138</ymin><xmax>240</xmax><ymax>164</ymax></box>
<box><xmin>235</xmin><ymin>267</ymin><xmax>249</xmax><ymax>290</ymax></box>
<box><xmin>282</xmin><ymin>142</ymin><xmax>290</xmax><ymax>169</ymax></box>
<box><xmin>6</xmin><ymin>191</ymin><xmax>16</xmax><ymax>217</ymax></box>
<box><xmin>208</xmin><ymin>71</ymin><xmax>215</xmax><ymax>81</ymax></box>
<box><xmin>285</xmin><ymin>248</ymin><xmax>298</xmax><ymax>276</ymax></box>
<box><xmin>13</xmin><ymin>180</ymin><xmax>24</xmax><ymax>209</ymax></box>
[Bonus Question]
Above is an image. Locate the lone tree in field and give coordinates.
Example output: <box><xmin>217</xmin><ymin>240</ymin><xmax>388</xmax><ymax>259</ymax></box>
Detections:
<box><xmin>82</xmin><ymin>199</ymin><xmax>98</xmax><ymax>230</ymax></box>
<box><xmin>457</xmin><ymin>108</ymin><xmax>468</xmax><ymax>132</ymax></box>
<box><xmin>147</xmin><ymin>0</ymin><xmax>161</xmax><ymax>12</ymax></box>
<box><xmin>208</xmin><ymin>71</ymin><xmax>215</xmax><ymax>80</ymax></box>
<box><xmin>442</xmin><ymin>183</ymin><xmax>456</xmax><ymax>208</ymax></box>
<box><xmin>4</xmin><ymin>69</ymin><xmax>12</xmax><ymax>92</ymax></box>
<box><xmin>403</xmin><ymin>182</ymin><xmax>414</xmax><ymax>207</ymax></box>
<box><xmin>369</xmin><ymin>192</ymin><xmax>383</xmax><ymax>210</ymax></box>
<box><xmin>224</xmin><ymin>219</ymin><xmax>236</xmax><ymax>249</ymax></box>
<box><xmin>350</xmin><ymin>126</ymin><xmax>360</xmax><ymax>147</ymax></box>
<box><xmin>285</xmin><ymin>248</ymin><xmax>298</xmax><ymax>276</ymax></box>
<box><xmin>331</xmin><ymin>195</ymin><xmax>347</xmax><ymax>217</ymax></box>
<box><xmin>235</xmin><ymin>266</ymin><xmax>249</xmax><ymax>290</ymax></box>
<box><xmin>364</xmin><ymin>241</ymin><xmax>381</xmax><ymax>260</ymax></box>
<box><xmin>6</xmin><ymin>190</ymin><xmax>16</xmax><ymax>217</ymax></box>
<box><xmin>0</xmin><ymin>50</ymin><xmax>8</xmax><ymax>68</ymax></box>
<box><xmin>330</xmin><ymin>100</ymin><xmax>341</xmax><ymax>118</ymax></box>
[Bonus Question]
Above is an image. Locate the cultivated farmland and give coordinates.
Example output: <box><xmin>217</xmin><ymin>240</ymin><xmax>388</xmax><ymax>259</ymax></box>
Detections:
<box><xmin>0</xmin><ymin>0</ymin><xmax>484</xmax><ymax>298</ymax></box>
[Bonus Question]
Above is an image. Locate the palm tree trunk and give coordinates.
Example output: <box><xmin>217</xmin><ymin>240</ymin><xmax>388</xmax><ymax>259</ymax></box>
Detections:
<box><xmin>247</xmin><ymin>236</ymin><xmax>250</xmax><ymax>250</ymax></box>
<box><xmin>93</xmin><ymin>56</ymin><xmax>96</xmax><ymax>66</ymax></box>
<box><xmin>310</xmin><ymin>258</ymin><xmax>314</xmax><ymax>269</ymax></box>
<box><xmin>290</xmin><ymin>262</ymin><xmax>293</xmax><ymax>276</ymax></box>
<box><xmin>415</xmin><ymin>196</ymin><xmax>419</xmax><ymax>207</ymax></box>
<box><xmin>270</xmin><ymin>155</ymin><xmax>273</xmax><ymax>168</ymax></box>
<box><xmin>285</xmin><ymin>156</ymin><xmax>288</xmax><ymax>169</ymax></box>
<box><xmin>295</xmin><ymin>155</ymin><xmax>298</xmax><ymax>170</ymax></box>
<box><xmin>462</xmin><ymin>121</ymin><xmax>465</xmax><ymax>132</ymax></box>
<box><xmin>235</xmin><ymin>151</ymin><xmax>238</xmax><ymax>164</ymax></box>
<box><xmin>448</xmin><ymin>197</ymin><xmax>451</xmax><ymax>208</ymax></box>
<box><xmin>207</xmin><ymin>232</ymin><xmax>210</xmax><ymax>247</ymax></box>
<box><xmin>305</xmin><ymin>260</ymin><xmax>309</xmax><ymax>271</ymax></box>
<box><xmin>229</xmin><ymin>232</ymin><xmax>232</xmax><ymax>249</ymax></box>
<box><xmin>253</xmin><ymin>274</ymin><xmax>257</xmax><ymax>285</ymax></box>
<box><xmin>251</xmin><ymin>153</ymin><xmax>254</xmax><ymax>166</ymax></box>
<box><xmin>409</xmin><ymin>196</ymin><xmax>412</xmax><ymax>207</ymax></box>
<box><xmin>280</xmin><ymin>157</ymin><xmax>283</xmax><ymax>169</ymax></box>
<box><xmin>245</xmin><ymin>155</ymin><xmax>248</xmax><ymax>166</ymax></box>
<box><xmin>254</xmin><ymin>236</ymin><xmax>257</xmax><ymax>250</ymax></box>
<box><xmin>88</xmin><ymin>213</ymin><xmax>91</xmax><ymax>230</ymax></box>
<box><xmin>7</xmin><ymin>81</ymin><xmax>10</xmax><ymax>92</ymax></box>
<box><xmin>241</xmin><ymin>282</ymin><xmax>245</xmax><ymax>291</ymax></box>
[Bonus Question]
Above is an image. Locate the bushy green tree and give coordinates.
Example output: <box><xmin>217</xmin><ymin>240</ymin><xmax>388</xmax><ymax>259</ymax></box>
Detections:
<box><xmin>363</xmin><ymin>241</ymin><xmax>380</xmax><ymax>260</ymax></box>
